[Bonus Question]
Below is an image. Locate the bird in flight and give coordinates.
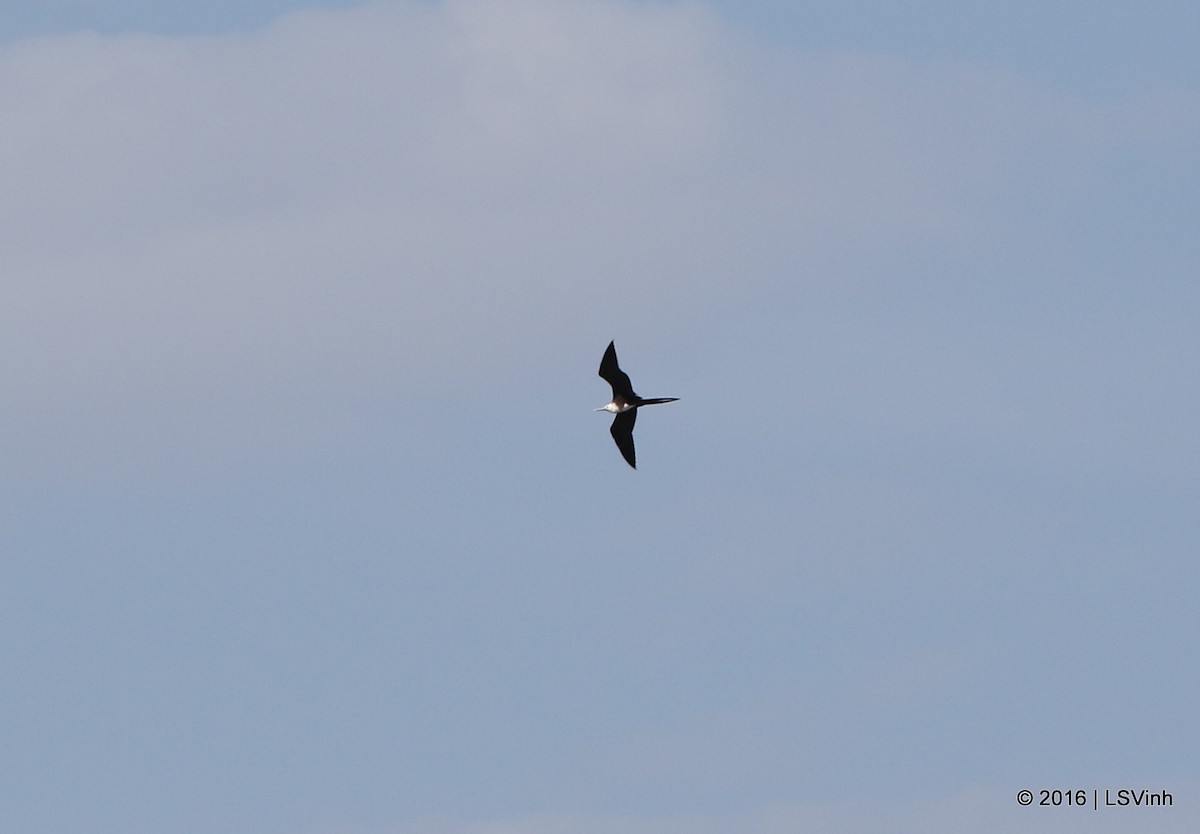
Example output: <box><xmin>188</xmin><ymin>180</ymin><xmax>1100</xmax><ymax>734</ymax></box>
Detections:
<box><xmin>596</xmin><ymin>341</ymin><xmax>678</xmax><ymax>469</ymax></box>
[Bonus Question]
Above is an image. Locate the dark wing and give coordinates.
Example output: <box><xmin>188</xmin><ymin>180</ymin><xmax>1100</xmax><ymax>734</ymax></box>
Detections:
<box><xmin>609</xmin><ymin>409</ymin><xmax>637</xmax><ymax>469</ymax></box>
<box><xmin>598</xmin><ymin>341</ymin><xmax>636</xmax><ymax>401</ymax></box>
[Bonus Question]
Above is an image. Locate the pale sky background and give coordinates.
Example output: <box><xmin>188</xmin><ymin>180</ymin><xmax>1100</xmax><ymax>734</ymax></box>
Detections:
<box><xmin>2</xmin><ymin>1</ymin><xmax>1198</xmax><ymax>833</ymax></box>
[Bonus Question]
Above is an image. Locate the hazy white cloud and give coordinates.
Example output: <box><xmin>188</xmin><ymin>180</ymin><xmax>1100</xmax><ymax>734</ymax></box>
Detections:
<box><xmin>1</xmin><ymin>0</ymin><xmax>1196</xmax><ymax>488</ymax></box>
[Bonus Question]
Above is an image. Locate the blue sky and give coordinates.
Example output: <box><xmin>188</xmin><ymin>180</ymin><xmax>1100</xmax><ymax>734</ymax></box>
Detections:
<box><xmin>6</xmin><ymin>0</ymin><xmax>1199</xmax><ymax>94</ymax></box>
<box><xmin>2</xmin><ymin>2</ymin><xmax>1198</xmax><ymax>833</ymax></box>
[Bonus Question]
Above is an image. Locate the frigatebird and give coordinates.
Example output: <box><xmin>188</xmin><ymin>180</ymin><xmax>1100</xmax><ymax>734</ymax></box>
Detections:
<box><xmin>595</xmin><ymin>341</ymin><xmax>678</xmax><ymax>468</ymax></box>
